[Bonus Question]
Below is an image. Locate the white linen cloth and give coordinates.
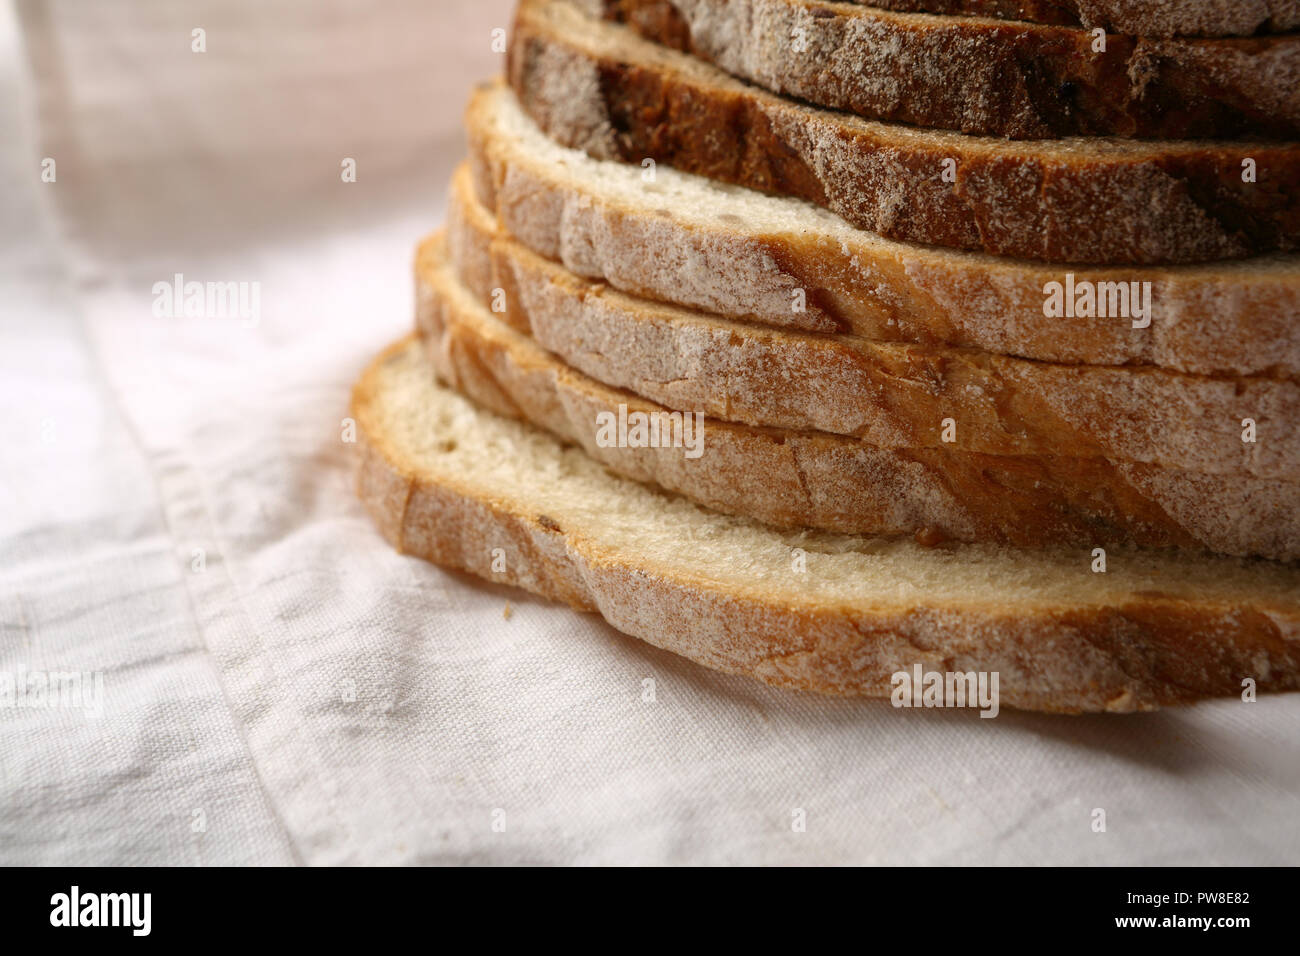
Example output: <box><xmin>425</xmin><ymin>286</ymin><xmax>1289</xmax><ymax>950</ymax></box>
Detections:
<box><xmin>2</xmin><ymin>0</ymin><xmax>1297</xmax><ymax>866</ymax></box>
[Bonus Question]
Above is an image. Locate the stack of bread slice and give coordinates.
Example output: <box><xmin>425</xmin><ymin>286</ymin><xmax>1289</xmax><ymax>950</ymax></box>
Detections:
<box><xmin>353</xmin><ymin>0</ymin><xmax>1300</xmax><ymax>712</ymax></box>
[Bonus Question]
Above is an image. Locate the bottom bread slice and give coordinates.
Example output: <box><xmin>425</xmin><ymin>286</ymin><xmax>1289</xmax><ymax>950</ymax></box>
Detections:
<box><xmin>416</xmin><ymin>231</ymin><xmax>1300</xmax><ymax>560</ymax></box>
<box><xmin>351</xmin><ymin>335</ymin><xmax>1300</xmax><ymax>713</ymax></box>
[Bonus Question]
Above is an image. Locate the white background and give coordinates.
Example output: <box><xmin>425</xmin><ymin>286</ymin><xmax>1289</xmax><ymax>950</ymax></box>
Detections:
<box><xmin>2</xmin><ymin>0</ymin><xmax>1297</xmax><ymax>865</ymax></box>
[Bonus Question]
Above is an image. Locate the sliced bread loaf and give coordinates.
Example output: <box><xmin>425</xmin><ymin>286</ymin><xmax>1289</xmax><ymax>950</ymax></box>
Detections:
<box><xmin>444</xmin><ymin>168</ymin><xmax>1300</xmax><ymax>479</ymax></box>
<box><xmin>584</xmin><ymin>0</ymin><xmax>1300</xmax><ymax>139</ymax></box>
<box><xmin>353</xmin><ymin>335</ymin><xmax>1300</xmax><ymax>712</ymax></box>
<box><xmin>417</xmin><ymin>231</ymin><xmax>1300</xmax><ymax>559</ymax></box>
<box><xmin>466</xmin><ymin>82</ymin><xmax>1300</xmax><ymax>378</ymax></box>
<box><xmin>833</xmin><ymin>1</ymin><xmax>1300</xmax><ymax>38</ymax></box>
<box><xmin>508</xmin><ymin>0</ymin><xmax>1300</xmax><ymax>264</ymax></box>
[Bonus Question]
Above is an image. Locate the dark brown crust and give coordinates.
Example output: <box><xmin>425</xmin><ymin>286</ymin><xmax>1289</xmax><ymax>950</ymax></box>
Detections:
<box><xmin>508</xmin><ymin>0</ymin><xmax>1300</xmax><ymax>264</ymax></box>
<box><xmin>599</xmin><ymin>0</ymin><xmax>1300</xmax><ymax>140</ymax></box>
<box><xmin>841</xmin><ymin>0</ymin><xmax>1300</xmax><ymax>38</ymax></box>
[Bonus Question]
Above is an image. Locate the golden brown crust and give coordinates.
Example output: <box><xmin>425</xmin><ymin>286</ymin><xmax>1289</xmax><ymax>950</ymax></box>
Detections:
<box><xmin>441</xmin><ymin>186</ymin><xmax>1300</xmax><ymax>479</ymax></box>
<box><xmin>351</xmin><ymin>336</ymin><xmax>1300</xmax><ymax>713</ymax></box>
<box><xmin>417</xmin><ymin>235</ymin><xmax>1300</xmax><ymax>559</ymax></box>
<box><xmin>592</xmin><ymin>0</ymin><xmax>1300</xmax><ymax>140</ymax></box>
<box><xmin>508</xmin><ymin>0</ymin><xmax>1300</xmax><ymax>264</ymax></box>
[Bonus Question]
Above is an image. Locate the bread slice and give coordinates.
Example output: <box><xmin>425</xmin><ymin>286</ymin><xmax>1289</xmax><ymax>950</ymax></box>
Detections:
<box><xmin>444</xmin><ymin>164</ymin><xmax>1300</xmax><ymax>479</ymax></box>
<box><xmin>585</xmin><ymin>0</ymin><xmax>1300</xmax><ymax>140</ymax></box>
<box><xmin>353</xmin><ymin>334</ymin><xmax>1300</xmax><ymax>713</ymax></box>
<box><xmin>508</xmin><ymin>0</ymin><xmax>1300</xmax><ymax>264</ymax></box>
<box><xmin>418</xmin><ymin>230</ymin><xmax>1300</xmax><ymax>559</ymax></box>
<box><xmin>836</xmin><ymin>0</ymin><xmax>1300</xmax><ymax>38</ymax></box>
<box><xmin>465</xmin><ymin>81</ymin><xmax>1300</xmax><ymax>379</ymax></box>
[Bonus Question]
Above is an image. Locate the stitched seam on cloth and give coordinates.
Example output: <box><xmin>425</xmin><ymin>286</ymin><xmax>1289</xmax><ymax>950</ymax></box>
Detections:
<box><xmin>81</xmin><ymin>363</ymin><xmax>307</xmax><ymax>865</ymax></box>
<box><xmin>18</xmin><ymin>10</ymin><xmax>311</xmax><ymax>859</ymax></box>
<box><xmin>170</xmin><ymin>447</ymin><xmax>366</xmax><ymax>864</ymax></box>
<box><xmin>16</xmin><ymin>57</ymin><xmax>306</xmax><ymax>859</ymax></box>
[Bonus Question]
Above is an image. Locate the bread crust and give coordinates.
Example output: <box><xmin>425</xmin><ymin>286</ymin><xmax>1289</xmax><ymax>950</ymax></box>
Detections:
<box><xmin>352</xmin><ymin>336</ymin><xmax>1300</xmax><ymax>713</ymax></box>
<box><xmin>508</xmin><ymin>0</ymin><xmax>1300</xmax><ymax>264</ymax></box>
<box><xmin>834</xmin><ymin>0</ymin><xmax>1300</xmax><ymax>38</ymax></box>
<box><xmin>443</xmin><ymin>174</ymin><xmax>1300</xmax><ymax>479</ymax></box>
<box><xmin>418</xmin><ymin>233</ymin><xmax>1300</xmax><ymax>559</ymax></box>
<box><xmin>588</xmin><ymin>0</ymin><xmax>1300</xmax><ymax>140</ymax></box>
<box><xmin>465</xmin><ymin>83</ymin><xmax>1300</xmax><ymax>378</ymax></box>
